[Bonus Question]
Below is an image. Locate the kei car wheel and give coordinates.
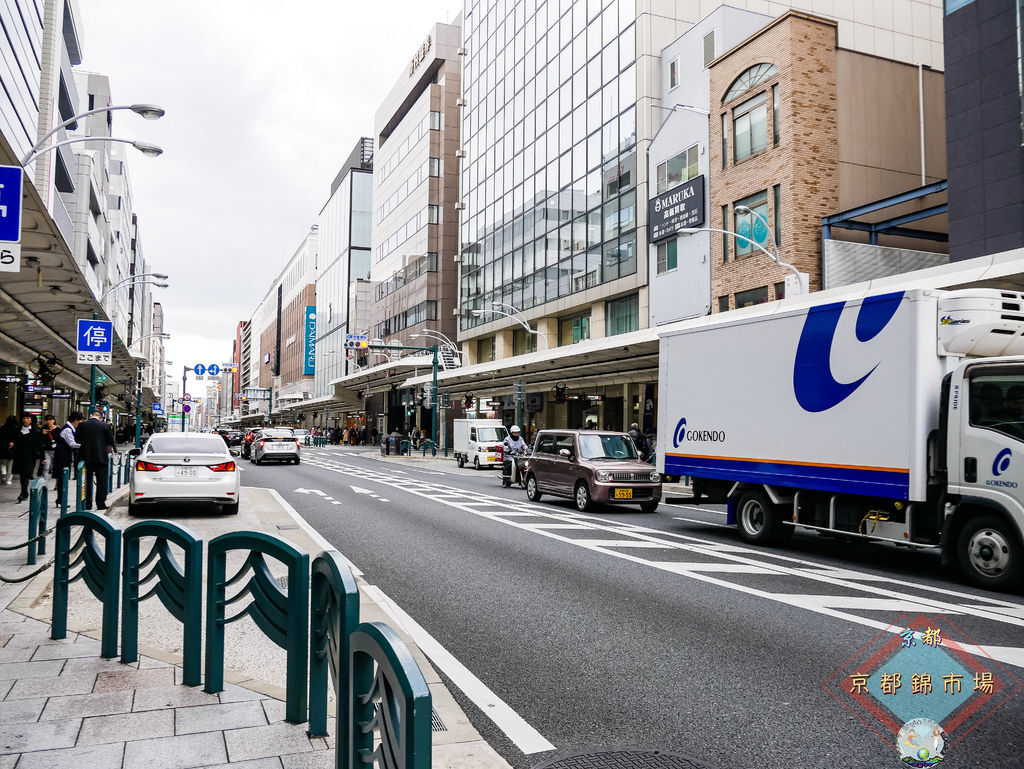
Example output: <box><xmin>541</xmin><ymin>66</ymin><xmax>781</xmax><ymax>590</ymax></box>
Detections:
<box><xmin>526</xmin><ymin>474</ymin><xmax>542</xmax><ymax>502</ymax></box>
<box><xmin>574</xmin><ymin>482</ymin><xmax>592</xmax><ymax>512</ymax></box>
<box><xmin>640</xmin><ymin>501</ymin><xmax>659</xmax><ymax>514</ymax></box>
<box><xmin>473</xmin><ymin>456</ymin><xmax>481</xmax><ymax>470</ymax></box>
<box><xmin>457</xmin><ymin>455</ymin><xmax>465</xmax><ymax>468</ymax></box>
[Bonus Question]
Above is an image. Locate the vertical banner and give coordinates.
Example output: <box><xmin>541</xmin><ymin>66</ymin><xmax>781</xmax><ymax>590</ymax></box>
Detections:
<box><xmin>304</xmin><ymin>306</ymin><xmax>317</xmax><ymax>375</ymax></box>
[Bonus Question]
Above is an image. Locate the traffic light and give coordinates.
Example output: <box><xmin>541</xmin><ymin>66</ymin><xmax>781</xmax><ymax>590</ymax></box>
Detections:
<box><xmin>553</xmin><ymin>383</ymin><xmax>567</xmax><ymax>403</ymax></box>
<box><xmin>463</xmin><ymin>393</ymin><xmax>475</xmax><ymax>409</ymax></box>
<box><xmin>344</xmin><ymin>337</ymin><xmax>369</xmax><ymax>350</ymax></box>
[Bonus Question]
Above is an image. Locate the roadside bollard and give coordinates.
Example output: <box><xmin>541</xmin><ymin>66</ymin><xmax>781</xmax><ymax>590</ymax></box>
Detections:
<box><xmin>60</xmin><ymin>467</ymin><xmax>70</xmax><ymax>517</ymax></box>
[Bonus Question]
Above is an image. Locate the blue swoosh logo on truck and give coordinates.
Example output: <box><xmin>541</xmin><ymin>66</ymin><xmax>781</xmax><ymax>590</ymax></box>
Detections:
<box><xmin>793</xmin><ymin>291</ymin><xmax>904</xmax><ymax>413</ymax></box>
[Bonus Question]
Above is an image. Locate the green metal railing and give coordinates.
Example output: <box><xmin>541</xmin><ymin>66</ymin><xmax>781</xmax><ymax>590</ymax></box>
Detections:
<box><xmin>205</xmin><ymin>531</ymin><xmax>310</xmax><ymax>723</ymax></box>
<box><xmin>309</xmin><ymin>550</ymin><xmax>360</xmax><ymax>740</ymax></box>
<box><xmin>350</xmin><ymin>622</ymin><xmax>432</xmax><ymax>769</ymax></box>
<box><xmin>420</xmin><ymin>440</ymin><xmax>437</xmax><ymax>457</ymax></box>
<box><xmin>122</xmin><ymin>520</ymin><xmax>203</xmax><ymax>686</ymax></box>
<box><xmin>26</xmin><ymin>478</ymin><xmax>48</xmax><ymax>566</ymax></box>
<box><xmin>52</xmin><ymin>511</ymin><xmax>122</xmax><ymax>658</ymax></box>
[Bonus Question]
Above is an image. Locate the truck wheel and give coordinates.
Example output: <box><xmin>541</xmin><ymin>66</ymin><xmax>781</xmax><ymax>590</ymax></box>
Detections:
<box><xmin>526</xmin><ymin>474</ymin><xmax>542</xmax><ymax>502</ymax></box>
<box><xmin>957</xmin><ymin>515</ymin><xmax>1023</xmax><ymax>590</ymax></box>
<box><xmin>737</xmin><ymin>490</ymin><xmax>791</xmax><ymax>546</ymax></box>
<box><xmin>473</xmin><ymin>456</ymin><xmax>481</xmax><ymax>470</ymax></box>
<box><xmin>574</xmin><ymin>482</ymin><xmax>592</xmax><ymax>512</ymax></box>
<box><xmin>457</xmin><ymin>455</ymin><xmax>465</xmax><ymax>468</ymax></box>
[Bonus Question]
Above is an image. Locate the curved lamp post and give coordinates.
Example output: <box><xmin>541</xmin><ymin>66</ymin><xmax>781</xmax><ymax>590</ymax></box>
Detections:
<box><xmin>22</xmin><ymin>103</ymin><xmax>165</xmax><ymax>166</ymax></box>
<box><xmin>679</xmin><ymin>225</ymin><xmax>806</xmax><ymax>296</ymax></box>
<box><xmin>471</xmin><ymin>303</ymin><xmax>550</xmax><ymax>350</ymax></box>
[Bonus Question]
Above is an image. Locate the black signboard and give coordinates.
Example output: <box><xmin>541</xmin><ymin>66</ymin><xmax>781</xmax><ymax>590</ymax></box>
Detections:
<box><xmin>26</xmin><ymin>384</ymin><xmax>52</xmax><ymax>393</ymax></box>
<box><xmin>50</xmin><ymin>392</ymin><xmax>72</xmax><ymax>399</ymax></box>
<box><xmin>0</xmin><ymin>375</ymin><xmax>21</xmax><ymax>383</ymax></box>
<box><xmin>648</xmin><ymin>175</ymin><xmax>705</xmax><ymax>242</ymax></box>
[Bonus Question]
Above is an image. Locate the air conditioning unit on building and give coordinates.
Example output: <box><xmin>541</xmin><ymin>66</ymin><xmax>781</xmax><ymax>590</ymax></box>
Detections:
<box><xmin>457</xmin><ymin>47</ymin><xmax>468</xmax><ymax>55</ymax></box>
<box><xmin>454</xmin><ymin>202</ymin><xmax>465</xmax><ymax>210</ymax></box>
<box><xmin>456</xmin><ymin>98</ymin><xmax>466</xmax><ymax>106</ymax></box>
<box><xmin>453</xmin><ymin>253</ymin><xmax>461</xmax><ymax>263</ymax></box>
<box><xmin>454</xmin><ymin>149</ymin><xmax>466</xmax><ymax>158</ymax></box>
<box><xmin>452</xmin><ymin>308</ymin><xmax>460</xmax><ymax>316</ymax></box>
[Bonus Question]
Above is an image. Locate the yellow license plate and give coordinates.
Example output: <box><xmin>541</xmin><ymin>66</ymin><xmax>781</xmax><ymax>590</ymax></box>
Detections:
<box><xmin>613</xmin><ymin>488</ymin><xmax>633</xmax><ymax>499</ymax></box>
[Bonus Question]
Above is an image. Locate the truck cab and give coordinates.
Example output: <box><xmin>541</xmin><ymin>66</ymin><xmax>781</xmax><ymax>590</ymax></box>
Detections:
<box><xmin>453</xmin><ymin>419</ymin><xmax>508</xmax><ymax>470</ymax></box>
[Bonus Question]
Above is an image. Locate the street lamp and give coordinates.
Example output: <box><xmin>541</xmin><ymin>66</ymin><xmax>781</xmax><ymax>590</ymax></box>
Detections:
<box><xmin>679</xmin><ymin>224</ymin><xmax>806</xmax><ymax>295</ymax></box>
<box><xmin>471</xmin><ymin>303</ymin><xmax>550</xmax><ymax>350</ymax></box>
<box><xmin>22</xmin><ymin>138</ymin><xmax>164</xmax><ymax>167</ymax></box>
<box><xmin>410</xmin><ymin>331</ymin><xmax>469</xmax><ymax>362</ymax></box>
<box><xmin>22</xmin><ymin>103</ymin><xmax>166</xmax><ymax>166</ymax></box>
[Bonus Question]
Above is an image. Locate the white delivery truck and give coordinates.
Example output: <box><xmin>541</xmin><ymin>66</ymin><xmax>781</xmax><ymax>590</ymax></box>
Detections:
<box><xmin>658</xmin><ymin>287</ymin><xmax>1024</xmax><ymax>590</ymax></box>
<box><xmin>453</xmin><ymin>418</ymin><xmax>508</xmax><ymax>470</ymax></box>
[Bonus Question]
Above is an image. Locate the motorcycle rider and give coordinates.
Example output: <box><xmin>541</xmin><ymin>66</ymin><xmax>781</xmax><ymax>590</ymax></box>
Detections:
<box><xmin>502</xmin><ymin>425</ymin><xmax>529</xmax><ymax>487</ymax></box>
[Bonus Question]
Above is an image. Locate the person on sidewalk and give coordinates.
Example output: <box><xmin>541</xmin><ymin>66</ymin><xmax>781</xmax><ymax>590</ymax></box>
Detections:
<box><xmin>76</xmin><ymin>409</ymin><xmax>116</xmax><ymax>510</ymax></box>
<box><xmin>39</xmin><ymin>414</ymin><xmax>58</xmax><ymax>479</ymax></box>
<box><xmin>53</xmin><ymin>411</ymin><xmax>83</xmax><ymax>508</ymax></box>
<box><xmin>12</xmin><ymin>414</ymin><xmax>45</xmax><ymax>503</ymax></box>
<box><xmin>0</xmin><ymin>414</ymin><xmax>16</xmax><ymax>485</ymax></box>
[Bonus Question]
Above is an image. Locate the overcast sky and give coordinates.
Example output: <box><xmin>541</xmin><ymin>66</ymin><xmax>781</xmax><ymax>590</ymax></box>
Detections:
<box><xmin>81</xmin><ymin>1</ymin><xmax>458</xmax><ymax>395</ymax></box>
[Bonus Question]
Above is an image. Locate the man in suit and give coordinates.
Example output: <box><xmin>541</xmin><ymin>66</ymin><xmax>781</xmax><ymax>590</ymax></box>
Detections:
<box><xmin>76</xmin><ymin>409</ymin><xmax>116</xmax><ymax>510</ymax></box>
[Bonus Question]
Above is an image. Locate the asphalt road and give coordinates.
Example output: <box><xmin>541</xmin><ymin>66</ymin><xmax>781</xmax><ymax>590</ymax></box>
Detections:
<box><xmin>241</xmin><ymin>446</ymin><xmax>1024</xmax><ymax>769</ymax></box>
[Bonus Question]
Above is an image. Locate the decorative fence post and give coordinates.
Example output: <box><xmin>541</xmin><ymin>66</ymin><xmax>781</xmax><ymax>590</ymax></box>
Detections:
<box><xmin>205</xmin><ymin>531</ymin><xmax>310</xmax><ymax>723</ymax></box>
<box><xmin>107</xmin><ymin>460</ymin><xmax>114</xmax><ymax>493</ymax></box>
<box><xmin>60</xmin><ymin>466</ymin><xmax>70</xmax><ymax>517</ymax></box>
<box><xmin>122</xmin><ymin>520</ymin><xmax>203</xmax><ymax>685</ymax></box>
<box><xmin>26</xmin><ymin>478</ymin><xmax>48</xmax><ymax>566</ymax></box>
<box><xmin>308</xmin><ymin>550</ymin><xmax>360</xmax><ymax>740</ymax></box>
<box><xmin>51</xmin><ymin>512</ymin><xmax>122</xmax><ymax>658</ymax></box>
<box><xmin>349</xmin><ymin>622</ymin><xmax>432</xmax><ymax>769</ymax></box>
<box><xmin>75</xmin><ymin>460</ymin><xmax>86</xmax><ymax>513</ymax></box>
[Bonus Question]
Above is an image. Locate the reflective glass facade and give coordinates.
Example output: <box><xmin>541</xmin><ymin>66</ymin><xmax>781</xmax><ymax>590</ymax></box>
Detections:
<box><xmin>459</xmin><ymin>0</ymin><xmax>641</xmax><ymax>333</ymax></box>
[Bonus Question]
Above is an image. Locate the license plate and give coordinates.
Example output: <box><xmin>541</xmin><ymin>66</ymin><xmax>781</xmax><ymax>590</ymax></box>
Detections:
<box><xmin>175</xmin><ymin>467</ymin><xmax>199</xmax><ymax>478</ymax></box>
<box><xmin>613</xmin><ymin>488</ymin><xmax>633</xmax><ymax>499</ymax></box>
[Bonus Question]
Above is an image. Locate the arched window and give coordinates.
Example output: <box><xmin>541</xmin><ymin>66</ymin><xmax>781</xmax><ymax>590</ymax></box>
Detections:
<box><xmin>722</xmin><ymin>63</ymin><xmax>778</xmax><ymax>103</ymax></box>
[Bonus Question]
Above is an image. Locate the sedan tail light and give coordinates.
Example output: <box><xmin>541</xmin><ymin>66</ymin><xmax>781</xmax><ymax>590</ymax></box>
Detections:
<box><xmin>259</xmin><ymin>440</ymin><xmax>265</xmax><ymax>448</ymax></box>
<box><xmin>136</xmin><ymin>460</ymin><xmax>165</xmax><ymax>472</ymax></box>
<box><xmin>295</xmin><ymin>439</ymin><xmax>301</xmax><ymax>449</ymax></box>
<box><xmin>208</xmin><ymin>461</ymin><xmax>236</xmax><ymax>472</ymax></box>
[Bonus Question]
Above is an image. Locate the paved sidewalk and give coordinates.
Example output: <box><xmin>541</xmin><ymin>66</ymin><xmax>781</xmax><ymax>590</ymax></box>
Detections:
<box><xmin>0</xmin><ymin>468</ymin><xmax>511</xmax><ymax>769</ymax></box>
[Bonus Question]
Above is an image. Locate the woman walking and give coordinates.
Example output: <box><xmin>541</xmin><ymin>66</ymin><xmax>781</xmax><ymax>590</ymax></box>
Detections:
<box><xmin>0</xmin><ymin>414</ymin><xmax>17</xmax><ymax>485</ymax></box>
<box><xmin>12</xmin><ymin>414</ymin><xmax>45</xmax><ymax>503</ymax></box>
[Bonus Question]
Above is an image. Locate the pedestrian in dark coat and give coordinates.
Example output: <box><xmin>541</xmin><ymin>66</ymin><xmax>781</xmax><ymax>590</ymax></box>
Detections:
<box><xmin>0</xmin><ymin>414</ymin><xmax>17</xmax><ymax>485</ymax></box>
<box><xmin>12</xmin><ymin>414</ymin><xmax>45</xmax><ymax>502</ymax></box>
<box><xmin>53</xmin><ymin>411</ymin><xmax>84</xmax><ymax>508</ymax></box>
<box><xmin>75</xmin><ymin>409</ymin><xmax>116</xmax><ymax>510</ymax></box>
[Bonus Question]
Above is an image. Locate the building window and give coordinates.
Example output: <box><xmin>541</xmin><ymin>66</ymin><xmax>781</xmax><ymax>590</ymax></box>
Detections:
<box><xmin>477</xmin><ymin>336</ymin><xmax>495</xmax><ymax>363</ymax></box>
<box><xmin>656</xmin><ymin>239</ymin><xmax>677</xmax><ymax>274</ymax></box>
<box><xmin>721</xmin><ymin>205</ymin><xmax>729</xmax><ymax>262</ymax></box>
<box><xmin>512</xmin><ymin>327</ymin><xmax>538</xmax><ymax>356</ymax></box>
<box><xmin>606</xmin><ymin>294</ymin><xmax>639</xmax><ymax>336</ymax></box>
<box><xmin>429</xmin><ymin>157</ymin><xmax>441</xmax><ymax>176</ymax></box>
<box><xmin>427</xmin><ymin>204</ymin><xmax>439</xmax><ymax>224</ymax></box>
<box><xmin>723</xmin><ymin>63</ymin><xmax>778</xmax><ymax>103</ymax></box>
<box><xmin>703</xmin><ymin>31</ymin><xmax>715</xmax><ymax>67</ymax></box>
<box><xmin>656</xmin><ymin>145</ymin><xmax>698</xmax><ymax>193</ymax></box>
<box><xmin>735</xmin><ymin>286</ymin><xmax>770</xmax><ymax>308</ymax></box>
<box><xmin>717</xmin><ymin>295</ymin><xmax>730</xmax><ymax>313</ymax></box>
<box><xmin>772</xmin><ymin>85</ymin><xmax>780</xmax><ymax>145</ymax></box>
<box><xmin>720</xmin><ymin>113</ymin><xmax>728</xmax><ymax>169</ymax></box>
<box><xmin>429</xmin><ymin>110</ymin><xmax>441</xmax><ymax>130</ymax></box>
<box><xmin>734</xmin><ymin>190</ymin><xmax>769</xmax><ymax>257</ymax></box>
<box><xmin>773</xmin><ymin>281</ymin><xmax>786</xmax><ymax>300</ymax></box>
<box><xmin>772</xmin><ymin>184</ymin><xmax>782</xmax><ymax>246</ymax></box>
<box><xmin>733</xmin><ymin>92</ymin><xmax>768</xmax><ymax>162</ymax></box>
<box><xmin>559</xmin><ymin>313</ymin><xmax>591</xmax><ymax>345</ymax></box>
<box><xmin>669</xmin><ymin>58</ymin><xmax>679</xmax><ymax>89</ymax></box>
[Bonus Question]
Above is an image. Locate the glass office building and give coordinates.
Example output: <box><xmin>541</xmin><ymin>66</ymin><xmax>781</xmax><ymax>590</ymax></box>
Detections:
<box><xmin>459</xmin><ymin>0</ymin><xmax>648</xmax><ymax>352</ymax></box>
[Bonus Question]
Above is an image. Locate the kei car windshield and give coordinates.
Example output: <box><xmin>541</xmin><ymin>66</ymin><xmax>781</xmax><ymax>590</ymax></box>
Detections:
<box><xmin>477</xmin><ymin>427</ymin><xmax>508</xmax><ymax>442</ymax></box>
<box><xmin>578</xmin><ymin>434</ymin><xmax>639</xmax><ymax>460</ymax></box>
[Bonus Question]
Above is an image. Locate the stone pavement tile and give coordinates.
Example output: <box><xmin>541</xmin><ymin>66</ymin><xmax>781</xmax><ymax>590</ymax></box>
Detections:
<box><xmin>5</xmin><ymin>673</ymin><xmax>95</xmax><ymax>699</ymax></box>
<box><xmin>0</xmin><ymin>634</ymin><xmax>10</xmax><ymax>647</ymax></box>
<box><xmin>138</xmin><ymin>656</ymin><xmax>172</xmax><ymax>669</ymax></box>
<box><xmin>0</xmin><ymin>680</ymin><xmax>11</xmax><ymax>699</ymax></box>
<box><xmin>0</xmin><ymin>618</ymin><xmax>47</xmax><ymax>635</ymax></box>
<box><xmin>433</xmin><ymin>739</ymin><xmax>515</xmax><ymax>769</ymax></box>
<box><xmin>15</xmin><ymin>741</ymin><xmax>125</xmax><ymax>769</ymax></box>
<box><xmin>0</xmin><ymin>754</ymin><xmax>14</xmax><ymax>769</ymax></box>
<box><xmin>32</xmin><ymin>638</ymin><xmax>103</xmax><ymax>660</ymax></box>
<box><xmin>175</xmin><ymin>699</ymin><xmax>268</xmax><ymax>735</ymax></box>
<box><xmin>123</xmin><ymin>731</ymin><xmax>228</xmax><ymax>769</ymax></box>
<box><xmin>134</xmin><ymin>684</ymin><xmax>221</xmax><ymax>711</ymax></box>
<box><xmin>95</xmin><ymin>666</ymin><xmax>174</xmax><ymax>692</ymax></box>
<box><xmin>200</xmin><ymin>759</ymin><xmax>283</xmax><ymax>769</ymax></box>
<box><xmin>280</xmin><ymin>751</ymin><xmax>335</xmax><ymax>769</ymax></box>
<box><xmin>0</xmin><ymin>609</ymin><xmax>30</xmax><ymax>622</ymax></box>
<box><xmin>0</xmin><ymin>717</ymin><xmax>80</xmax><ymax>754</ymax></box>
<box><xmin>0</xmin><ymin>696</ymin><xmax>45</xmax><ymax>724</ymax></box>
<box><xmin>0</xmin><ymin>645</ymin><xmax>34</xmax><ymax>663</ymax></box>
<box><xmin>261</xmin><ymin>697</ymin><xmax>286</xmax><ymax>723</ymax></box>
<box><xmin>41</xmin><ymin>689</ymin><xmax>135</xmax><ymax>720</ymax></box>
<box><xmin>62</xmin><ymin>656</ymin><xmax>137</xmax><ymax>675</ymax></box>
<box><xmin>223</xmin><ymin>721</ymin><xmax>315</xmax><ymax>762</ymax></box>
<box><xmin>2</xmin><ymin>630</ymin><xmax>79</xmax><ymax>648</ymax></box>
<box><xmin>78</xmin><ymin>708</ymin><xmax>175</xmax><ymax>747</ymax></box>
<box><xmin>217</xmin><ymin>681</ymin><xmax>266</xmax><ymax>703</ymax></box>
<box><xmin>0</xmin><ymin>659</ymin><xmax>65</xmax><ymax>679</ymax></box>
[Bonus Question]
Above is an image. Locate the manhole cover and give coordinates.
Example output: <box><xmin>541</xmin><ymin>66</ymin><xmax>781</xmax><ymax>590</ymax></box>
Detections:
<box><xmin>532</xmin><ymin>748</ymin><xmax>718</xmax><ymax>769</ymax></box>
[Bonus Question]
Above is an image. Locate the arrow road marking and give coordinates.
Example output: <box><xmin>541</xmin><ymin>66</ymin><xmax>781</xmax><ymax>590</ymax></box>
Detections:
<box><xmin>351</xmin><ymin>486</ymin><xmax>374</xmax><ymax>495</ymax></box>
<box><xmin>294</xmin><ymin>488</ymin><xmax>327</xmax><ymax>497</ymax></box>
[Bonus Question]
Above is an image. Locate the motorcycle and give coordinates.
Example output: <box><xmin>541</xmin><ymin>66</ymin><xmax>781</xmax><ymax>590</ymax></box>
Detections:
<box><xmin>501</xmin><ymin>447</ymin><xmax>532</xmax><ymax>488</ymax></box>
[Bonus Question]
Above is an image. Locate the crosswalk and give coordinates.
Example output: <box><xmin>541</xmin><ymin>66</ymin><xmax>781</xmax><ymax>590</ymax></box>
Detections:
<box><xmin>302</xmin><ymin>453</ymin><xmax>1024</xmax><ymax>671</ymax></box>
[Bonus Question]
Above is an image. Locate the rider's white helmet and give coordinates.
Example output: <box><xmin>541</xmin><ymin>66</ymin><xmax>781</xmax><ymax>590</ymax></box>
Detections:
<box><xmin>510</xmin><ymin>425</ymin><xmax>521</xmax><ymax>434</ymax></box>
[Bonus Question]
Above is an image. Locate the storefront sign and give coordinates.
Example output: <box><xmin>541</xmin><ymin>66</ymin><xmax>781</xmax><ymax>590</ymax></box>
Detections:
<box><xmin>0</xmin><ymin>375</ymin><xmax>21</xmax><ymax>383</ymax></box>
<box><xmin>50</xmin><ymin>392</ymin><xmax>71</xmax><ymax>399</ymax></box>
<box><xmin>648</xmin><ymin>175</ymin><xmax>705</xmax><ymax>242</ymax></box>
<box><xmin>304</xmin><ymin>306</ymin><xmax>316</xmax><ymax>376</ymax></box>
<box><xmin>25</xmin><ymin>384</ymin><xmax>52</xmax><ymax>393</ymax></box>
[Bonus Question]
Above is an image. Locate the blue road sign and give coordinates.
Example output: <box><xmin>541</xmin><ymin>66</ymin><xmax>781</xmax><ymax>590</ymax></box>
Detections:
<box><xmin>0</xmin><ymin>166</ymin><xmax>24</xmax><ymax>243</ymax></box>
<box><xmin>77</xmin><ymin>319</ymin><xmax>113</xmax><ymax>353</ymax></box>
<box><xmin>152</xmin><ymin>403</ymin><xmax>164</xmax><ymax>414</ymax></box>
<box><xmin>207</xmin><ymin>364</ymin><xmax>220</xmax><ymax>376</ymax></box>
<box><xmin>193</xmin><ymin>363</ymin><xmax>206</xmax><ymax>376</ymax></box>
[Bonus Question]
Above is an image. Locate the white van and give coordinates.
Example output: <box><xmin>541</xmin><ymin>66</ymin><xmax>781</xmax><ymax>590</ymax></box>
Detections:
<box><xmin>453</xmin><ymin>419</ymin><xmax>507</xmax><ymax>469</ymax></box>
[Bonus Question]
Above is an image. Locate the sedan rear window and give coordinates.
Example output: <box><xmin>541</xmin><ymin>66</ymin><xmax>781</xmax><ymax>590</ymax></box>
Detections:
<box><xmin>261</xmin><ymin>429</ymin><xmax>294</xmax><ymax>438</ymax></box>
<box><xmin>147</xmin><ymin>437</ymin><xmax>227</xmax><ymax>454</ymax></box>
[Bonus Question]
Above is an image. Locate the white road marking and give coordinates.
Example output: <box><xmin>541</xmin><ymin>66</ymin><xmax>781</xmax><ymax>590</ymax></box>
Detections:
<box><xmin>672</xmin><ymin>504</ymin><xmax>728</xmax><ymax>515</ymax></box>
<box><xmin>658</xmin><ymin>563</ymin><xmax>784</xmax><ymax>575</ymax></box>
<box><xmin>263</xmin><ymin>487</ymin><xmax>362</xmax><ymax>576</ymax></box>
<box><xmin>672</xmin><ymin>516</ymin><xmax>732</xmax><ymax>528</ymax></box>
<box><xmin>300</xmin><ymin>456</ymin><xmax>1024</xmax><ymax>668</ymax></box>
<box><xmin>364</xmin><ymin>584</ymin><xmax>555</xmax><ymax>755</ymax></box>
<box><xmin>350</xmin><ymin>486</ymin><xmax>374</xmax><ymax>495</ymax></box>
<box><xmin>331</xmin><ymin>501</ymin><xmax>341</xmax><ymax>505</ymax></box>
<box><xmin>572</xmin><ymin>540</ymin><xmax>675</xmax><ymax>549</ymax></box>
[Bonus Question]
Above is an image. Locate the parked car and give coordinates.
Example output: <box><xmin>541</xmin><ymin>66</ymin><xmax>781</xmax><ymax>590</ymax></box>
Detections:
<box><xmin>524</xmin><ymin>429</ymin><xmax>662</xmax><ymax>513</ymax></box>
<box><xmin>215</xmin><ymin>427</ymin><xmax>243</xmax><ymax>447</ymax></box>
<box><xmin>240</xmin><ymin>428</ymin><xmax>258</xmax><ymax>459</ymax></box>
<box><xmin>251</xmin><ymin>428</ymin><xmax>300</xmax><ymax>465</ymax></box>
<box><xmin>128</xmin><ymin>432</ymin><xmax>240</xmax><ymax>515</ymax></box>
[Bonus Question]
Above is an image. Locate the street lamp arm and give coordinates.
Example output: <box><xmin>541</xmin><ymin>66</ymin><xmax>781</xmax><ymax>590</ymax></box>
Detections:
<box><xmin>24</xmin><ymin>104</ymin><xmax>165</xmax><ymax>165</ymax></box>
<box><xmin>99</xmin><ymin>275</ymin><xmax>170</xmax><ymax>303</ymax></box>
<box><xmin>128</xmin><ymin>332</ymin><xmax>170</xmax><ymax>349</ymax></box>
<box><xmin>680</xmin><ymin>226</ymin><xmax>803</xmax><ymax>291</ymax></box>
<box><xmin>23</xmin><ymin>137</ymin><xmax>163</xmax><ymax>167</ymax></box>
<box><xmin>477</xmin><ymin>306</ymin><xmax>550</xmax><ymax>349</ymax></box>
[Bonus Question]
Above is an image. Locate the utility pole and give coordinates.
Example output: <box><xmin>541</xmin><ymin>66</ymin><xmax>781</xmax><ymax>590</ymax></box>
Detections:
<box><xmin>181</xmin><ymin>365</ymin><xmax>187</xmax><ymax>432</ymax></box>
<box><xmin>367</xmin><ymin>343</ymin><xmax>439</xmax><ymax>456</ymax></box>
<box><xmin>88</xmin><ymin>311</ymin><xmax>98</xmax><ymax>413</ymax></box>
<box><xmin>135</xmin><ymin>360</ymin><xmax>143</xmax><ymax>447</ymax></box>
